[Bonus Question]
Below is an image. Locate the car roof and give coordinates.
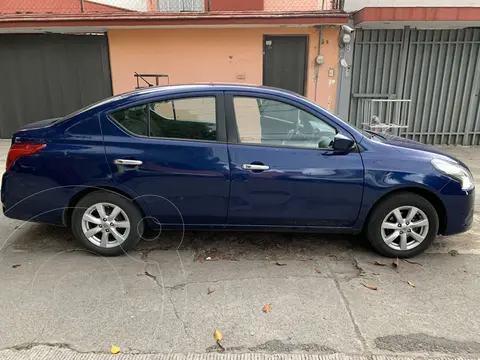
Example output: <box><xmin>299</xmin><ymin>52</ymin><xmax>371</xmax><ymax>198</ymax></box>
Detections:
<box><xmin>63</xmin><ymin>83</ymin><xmax>304</xmax><ymax>120</ymax></box>
<box><xmin>120</xmin><ymin>83</ymin><xmax>301</xmax><ymax>98</ymax></box>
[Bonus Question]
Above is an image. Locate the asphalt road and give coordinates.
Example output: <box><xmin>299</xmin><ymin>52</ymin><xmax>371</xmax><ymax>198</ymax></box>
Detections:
<box><xmin>0</xmin><ymin>144</ymin><xmax>479</xmax><ymax>359</ymax></box>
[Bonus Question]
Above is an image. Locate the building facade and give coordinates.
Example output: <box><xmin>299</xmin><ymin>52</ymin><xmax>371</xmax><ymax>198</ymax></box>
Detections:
<box><xmin>0</xmin><ymin>0</ymin><xmax>347</xmax><ymax>137</ymax></box>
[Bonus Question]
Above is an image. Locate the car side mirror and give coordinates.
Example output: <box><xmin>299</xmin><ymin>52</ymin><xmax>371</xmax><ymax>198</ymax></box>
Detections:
<box><xmin>332</xmin><ymin>133</ymin><xmax>355</xmax><ymax>151</ymax></box>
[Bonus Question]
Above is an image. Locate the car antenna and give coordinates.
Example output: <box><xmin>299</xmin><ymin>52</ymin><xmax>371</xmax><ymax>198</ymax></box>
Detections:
<box><xmin>134</xmin><ymin>72</ymin><xmax>154</xmax><ymax>87</ymax></box>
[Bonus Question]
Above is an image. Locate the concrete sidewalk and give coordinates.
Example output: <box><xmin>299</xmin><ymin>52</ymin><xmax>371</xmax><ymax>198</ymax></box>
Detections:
<box><xmin>1</xmin><ymin>245</ymin><xmax>480</xmax><ymax>357</ymax></box>
<box><xmin>1</xmin><ymin>347</ymin><xmax>480</xmax><ymax>360</ymax></box>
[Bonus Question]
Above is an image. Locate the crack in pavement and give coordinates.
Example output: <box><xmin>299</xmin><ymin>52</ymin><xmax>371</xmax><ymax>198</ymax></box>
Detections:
<box><xmin>351</xmin><ymin>257</ymin><xmax>366</xmax><ymax>278</ymax></box>
<box><xmin>140</xmin><ymin>248</ymin><xmax>193</xmax><ymax>342</ymax></box>
<box><xmin>149</xmin><ymin>264</ymin><xmax>363</xmax><ymax>289</ymax></box>
<box><xmin>167</xmin><ymin>289</ymin><xmax>194</xmax><ymax>342</ymax></box>
<box><xmin>137</xmin><ymin>263</ymin><xmax>364</xmax><ymax>291</ymax></box>
<box><xmin>4</xmin><ymin>342</ymin><xmax>83</xmax><ymax>353</ymax></box>
<box><xmin>139</xmin><ymin>250</ymin><xmax>163</xmax><ymax>288</ymax></box>
<box><xmin>327</xmin><ymin>260</ymin><xmax>368</xmax><ymax>354</ymax></box>
<box><xmin>143</xmin><ymin>271</ymin><xmax>161</xmax><ymax>287</ymax></box>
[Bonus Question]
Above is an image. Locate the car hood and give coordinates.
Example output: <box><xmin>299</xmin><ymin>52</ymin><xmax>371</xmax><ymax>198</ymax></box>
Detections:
<box><xmin>381</xmin><ymin>133</ymin><xmax>467</xmax><ymax>166</ymax></box>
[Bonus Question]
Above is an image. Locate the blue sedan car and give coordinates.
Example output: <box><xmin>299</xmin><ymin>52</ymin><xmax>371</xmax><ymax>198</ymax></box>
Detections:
<box><xmin>2</xmin><ymin>84</ymin><xmax>475</xmax><ymax>257</ymax></box>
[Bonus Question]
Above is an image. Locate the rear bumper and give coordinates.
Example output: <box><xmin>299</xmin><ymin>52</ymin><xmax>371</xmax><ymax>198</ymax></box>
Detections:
<box><xmin>440</xmin><ymin>181</ymin><xmax>475</xmax><ymax>235</ymax></box>
<box><xmin>2</xmin><ymin>172</ymin><xmax>65</xmax><ymax>225</ymax></box>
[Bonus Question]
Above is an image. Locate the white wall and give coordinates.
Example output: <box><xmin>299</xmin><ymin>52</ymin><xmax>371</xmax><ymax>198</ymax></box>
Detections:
<box><xmin>90</xmin><ymin>0</ymin><xmax>205</xmax><ymax>11</ymax></box>
<box><xmin>344</xmin><ymin>0</ymin><xmax>479</xmax><ymax>12</ymax></box>
<box><xmin>91</xmin><ymin>0</ymin><xmax>147</xmax><ymax>11</ymax></box>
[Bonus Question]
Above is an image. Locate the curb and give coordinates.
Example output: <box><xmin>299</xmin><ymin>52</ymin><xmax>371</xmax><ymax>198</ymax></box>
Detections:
<box><xmin>0</xmin><ymin>346</ymin><xmax>479</xmax><ymax>360</ymax></box>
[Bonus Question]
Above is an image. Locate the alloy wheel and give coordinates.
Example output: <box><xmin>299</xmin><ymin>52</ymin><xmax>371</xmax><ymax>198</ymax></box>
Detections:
<box><xmin>380</xmin><ymin>206</ymin><xmax>429</xmax><ymax>251</ymax></box>
<box><xmin>81</xmin><ymin>202</ymin><xmax>131</xmax><ymax>248</ymax></box>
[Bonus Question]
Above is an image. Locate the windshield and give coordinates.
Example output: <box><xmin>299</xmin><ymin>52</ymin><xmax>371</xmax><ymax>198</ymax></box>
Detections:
<box><xmin>300</xmin><ymin>97</ymin><xmax>376</xmax><ymax>140</ymax></box>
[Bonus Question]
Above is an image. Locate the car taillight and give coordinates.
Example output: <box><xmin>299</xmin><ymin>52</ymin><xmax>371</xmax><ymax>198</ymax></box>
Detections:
<box><xmin>6</xmin><ymin>143</ymin><xmax>46</xmax><ymax>171</ymax></box>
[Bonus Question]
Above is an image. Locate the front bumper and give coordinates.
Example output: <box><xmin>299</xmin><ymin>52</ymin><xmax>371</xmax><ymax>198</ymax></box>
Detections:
<box><xmin>440</xmin><ymin>180</ymin><xmax>475</xmax><ymax>235</ymax></box>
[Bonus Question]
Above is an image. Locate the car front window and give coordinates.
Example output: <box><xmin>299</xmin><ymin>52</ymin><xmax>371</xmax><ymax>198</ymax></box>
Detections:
<box><xmin>233</xmin><ymin>96</ymin><xmax>337</xmax><ymax>149</ymax></box>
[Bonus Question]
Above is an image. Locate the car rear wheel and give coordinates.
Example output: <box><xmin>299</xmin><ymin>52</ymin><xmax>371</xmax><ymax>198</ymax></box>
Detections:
<box><xmin>366</xmin><ymin>192</ymin><xmax>439</xmax><ymax>258</ymax></box>
<box><xmin>71</xmin><ymin>190</ymin><xmax>144</xmax><ymax>256</ymax></box>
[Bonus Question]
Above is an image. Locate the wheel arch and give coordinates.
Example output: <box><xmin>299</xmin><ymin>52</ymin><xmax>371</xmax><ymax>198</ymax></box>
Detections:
<box><xmin>63</xmin><ymin>185</ymin><xmax>150</xmax><ymax>227</ymax></box>
<box><xmin>363</xmin><ymin>187</ymin><xmax>447</xmax><ymax>235</ymax></box>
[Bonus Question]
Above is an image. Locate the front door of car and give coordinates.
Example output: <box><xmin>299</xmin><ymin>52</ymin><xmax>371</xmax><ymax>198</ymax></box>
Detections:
<box><xmin>225</xmin><ymin>92</ymin><xmax>364</xmax><ymax>227</ymax></box>
<box><xmin>101</xmin><ymin>92</ymin><xmax>230</xmax><ymax>226</ymax></box>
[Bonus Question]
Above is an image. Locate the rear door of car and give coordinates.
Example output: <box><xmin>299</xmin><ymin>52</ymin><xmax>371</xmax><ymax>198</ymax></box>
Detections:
<box><xmin>101</xmin><ymin>91</ymin><xmax>230</xmax><ymax>227</ymax></box>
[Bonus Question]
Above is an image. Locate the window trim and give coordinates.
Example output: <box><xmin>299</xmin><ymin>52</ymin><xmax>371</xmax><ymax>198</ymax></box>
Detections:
<box><xmin>225</xmin><ymin>93</ymin><xmax>343</xmax><ymax>151</ymax></box>
<box><xmin>105</xmin><ymin>93</ymin><xmax>227</xmax><ymax>143</ymax></box>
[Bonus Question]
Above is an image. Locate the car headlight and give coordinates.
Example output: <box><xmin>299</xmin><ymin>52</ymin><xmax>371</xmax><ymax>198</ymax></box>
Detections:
<box><xmin>431</xmin><ymin>158</ymin><xmax>474</xmax><ymax>191</ymax></box>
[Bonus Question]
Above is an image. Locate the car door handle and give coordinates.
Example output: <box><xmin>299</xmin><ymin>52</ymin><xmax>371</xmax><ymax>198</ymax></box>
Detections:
<box><xmin>114</xmin><ymin>159</ymin><xmax>143</xmax><ymax>166</ymax></box>
<box><xmin>242</xmin><ymin>164</ymin><xmax>270</xmax><ymax>171</ymax></box>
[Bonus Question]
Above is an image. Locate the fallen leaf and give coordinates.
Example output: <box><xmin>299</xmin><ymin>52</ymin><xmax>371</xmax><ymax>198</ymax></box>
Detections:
<box><xmin>213</xmin><ymin>329</ymin><xmax>223</xmax><ymax>342</ymax></box>
<box><xmin>392</xmin><ymin>257</ymin><xmax>399</xmax><ymax>268</ymax></box>
<box><xmin>275</xmin><ymin>261</ymin><xmax>287</xmax><ymax>266</ymax></box>
<box><xmin>207</xmin><ymin>287</ymin><xmax>215</xmax><ymax>295</ymax></box>
<box><xmin>363</xmin><ymin>284</ymin><xmax>378</xmax><ymax>290</ymax></box>
<box><xmin>402</xmin><ymin>259</ymin><xmax>423</xmax><ymax>266</ymax></box>
<box><xmin>216</xmin><ymin>340</ymin><xmax>225</xmax><ymax>352</ymax></box>
<box><xmin>12</xmin><ymin>264</ymin><xmax>21</xmax><ymax>268</ymax></box>
<box><xmin>314</xmin><ymin>266</ymin><xmax>322</xmax><ymax>273</ymax></box>
<box><xmin>327</xmin><ymin>253</ymin><xmax>338</xmax><ymax>259</ymax></box>
<box><xmin>370</xmin><ymin>261</ymin><xmax>387</xmax><ymax>266</ymax></box>
<box><xmin>407</xmin><ymin>281</ymin><xmax>416</xmax><ymax>287</ymax></box>
<box><xmin>262</xmin><ymin>303</ymin><xmax>272</xmax><ymax>313</ymax></box>
<box><xmin>110</xmin><ymin>345</ymin><xmax>120</xmax><ymax>354</ymax></box>
<box><xmin>449</xmin><ymin>249</ymin><xmax>458</xmax><ymax>257</ymax></box>
<box><xmin>373</xmin><ymin>272</ymin><xmax>380</xmax><ymax>275</ymax></box>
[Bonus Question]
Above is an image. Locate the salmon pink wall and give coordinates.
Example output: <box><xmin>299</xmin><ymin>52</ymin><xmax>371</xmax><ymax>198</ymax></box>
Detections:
<box><xmin>108</xmin><ymin>27</ymin><xmax>340</xmax><ymax>110</ymax></box>
<box><xmin>0</xmin><ymin>0</ymin><xmax>127</xmax><ymax>14</ymax></box>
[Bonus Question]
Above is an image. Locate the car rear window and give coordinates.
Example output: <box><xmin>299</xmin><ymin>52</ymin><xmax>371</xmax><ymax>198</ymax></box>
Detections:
<box><xmin>110</xmin><ymin>97</ymin><xmax>217</xmax><ymax>142</ymax></box>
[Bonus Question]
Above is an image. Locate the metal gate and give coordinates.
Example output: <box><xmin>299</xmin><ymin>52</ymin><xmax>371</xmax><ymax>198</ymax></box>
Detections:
<box><xmin>0</xmin><ymin>34</ymin><xmax>112</xmax><ymax>138</ymax></box>
<box><xmin>350</xmin><ymin>27</ymin><xmax>480</xmax><ymax>145</ymax></box>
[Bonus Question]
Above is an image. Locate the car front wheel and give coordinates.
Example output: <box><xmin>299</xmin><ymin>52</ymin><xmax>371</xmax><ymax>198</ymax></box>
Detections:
<box><xmin>71</xmin><ymin>190</ymin><xmax>144</xmax><ymax>256</ymax></box>
<box><xmin>366</xmin><ymin>192</ymin><xmax>439</xmax><ymax>258</ymax></box>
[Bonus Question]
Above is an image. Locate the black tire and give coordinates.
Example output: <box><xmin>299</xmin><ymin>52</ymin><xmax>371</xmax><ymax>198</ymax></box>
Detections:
<box><xmin>71</xmin><ymin>190</ymin><xmax>144</xmax><ymax>256</ymax></box>
<box><xmin>366</xmin><ymin>192</ymin><xmax>439</xmax><ymax>258</ymax></box>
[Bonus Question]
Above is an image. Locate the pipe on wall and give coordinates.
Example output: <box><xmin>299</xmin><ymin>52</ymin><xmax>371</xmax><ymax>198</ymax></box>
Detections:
<box><xmin>314</xmin><ymin>26</ymin><xmax>323</xmax><ymax>103</ymax></box>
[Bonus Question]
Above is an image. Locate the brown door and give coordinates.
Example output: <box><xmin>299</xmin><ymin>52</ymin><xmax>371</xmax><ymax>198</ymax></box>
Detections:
<box><xmin>263</xmin><ymin>35</ymin><xmax>307</xmax><ymax>96</ymax></box>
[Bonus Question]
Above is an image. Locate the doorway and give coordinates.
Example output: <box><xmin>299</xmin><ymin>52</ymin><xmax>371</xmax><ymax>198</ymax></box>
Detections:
<box><xmin>263</xmin><ymin>35</ymin><xmax>308</xmax><ymax>96</ymax></box>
